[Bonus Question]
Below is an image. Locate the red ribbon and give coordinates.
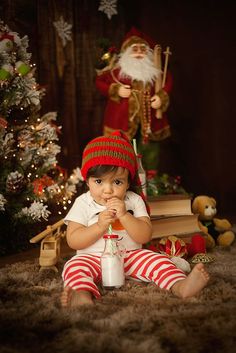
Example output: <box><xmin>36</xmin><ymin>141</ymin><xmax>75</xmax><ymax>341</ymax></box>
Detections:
<box><xmin>0</xmin><ymin>33</ymin><xmax>14</xmax><ymax>42</ymax></box>
<box><xmin>0</xmin><ymin>117</ymin><xmax>8</xmax><ymax>128</ymax></box>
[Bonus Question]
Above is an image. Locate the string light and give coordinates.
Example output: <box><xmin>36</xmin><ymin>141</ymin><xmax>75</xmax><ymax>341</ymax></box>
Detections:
<box><xmin>0</xmin><ymin>24</ymin><xmax>81</xmax><ymax>227</ymax></box>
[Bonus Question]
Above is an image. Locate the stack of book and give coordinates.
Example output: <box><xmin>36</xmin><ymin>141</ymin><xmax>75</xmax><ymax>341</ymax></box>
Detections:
<box><xmin>148</xmin><ymin>194</ymin><xmax>203</xmax><ymax>241</ymax></box>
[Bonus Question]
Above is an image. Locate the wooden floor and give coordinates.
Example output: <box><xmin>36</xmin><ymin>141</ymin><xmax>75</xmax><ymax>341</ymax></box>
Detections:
<box><xmin>0</xmin><ymin>238</ymin><xmax>75</xmax><ymax>268</ymax></box>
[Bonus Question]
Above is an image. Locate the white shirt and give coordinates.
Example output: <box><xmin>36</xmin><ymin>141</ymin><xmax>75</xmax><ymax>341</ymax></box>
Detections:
<box><xmin>64</xmin><ymin>190</ymin><xmax>149</xmax><ymax>254</ymax></box>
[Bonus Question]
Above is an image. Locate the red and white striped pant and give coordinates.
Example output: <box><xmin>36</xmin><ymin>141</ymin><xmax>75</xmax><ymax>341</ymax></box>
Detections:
<box><xmin>62</xmin><ymin>249</ymin><xmax>187</xmax><ymax>298</ymax></box>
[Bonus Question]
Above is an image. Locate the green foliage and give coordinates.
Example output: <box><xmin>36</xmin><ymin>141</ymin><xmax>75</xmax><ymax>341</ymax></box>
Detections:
<box><xmin>0</xmin><ymin>20</ymin><xmax>80</xmax><ymax>255</ymax></box>
<box><xmin>147</xmin><ymin>172</ymin><xmax>189</xmax><ymax>197</ymax></box>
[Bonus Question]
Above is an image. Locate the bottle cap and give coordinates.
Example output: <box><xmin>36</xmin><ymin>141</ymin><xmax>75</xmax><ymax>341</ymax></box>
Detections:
<box><xmin>103</xmin><ymin>234</ymin><xmax>119</xmax><ymax>239</ymax></box>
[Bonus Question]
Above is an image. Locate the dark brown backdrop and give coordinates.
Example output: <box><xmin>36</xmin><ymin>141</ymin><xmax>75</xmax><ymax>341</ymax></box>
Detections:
<box><xmin>1</xmin><ymin>0</ymin><xmax>236</xmax><ymax>216</ymax></box>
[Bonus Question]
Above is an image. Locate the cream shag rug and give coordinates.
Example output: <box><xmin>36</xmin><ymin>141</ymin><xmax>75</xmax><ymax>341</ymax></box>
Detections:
<box><xmin>0</xmin><ymin>244</ymin><xmax>236</xmax><ymax>353</ymax></box>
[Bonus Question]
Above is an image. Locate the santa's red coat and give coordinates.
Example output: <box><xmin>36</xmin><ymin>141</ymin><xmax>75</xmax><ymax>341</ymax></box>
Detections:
<box><xmin>96</xmin><ymin>67</ymin><xmax>173</xmax><ymax>141</ymax></box>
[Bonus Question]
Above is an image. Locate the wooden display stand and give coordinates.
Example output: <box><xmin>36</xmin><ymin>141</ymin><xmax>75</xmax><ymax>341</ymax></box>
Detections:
<box><xmin>30</xmin><ymin>219</ymin><xmax>66</xmax><ymax>272</ymax></box>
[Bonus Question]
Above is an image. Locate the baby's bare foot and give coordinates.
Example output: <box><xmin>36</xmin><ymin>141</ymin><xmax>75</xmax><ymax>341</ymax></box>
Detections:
<box><xmin>172</xmin><ymin>263</ymin><xmax>210</xmax><ymax>299</ymax></box>
<box><xmin>61</xmin><ymin>287</ymin><xmax>94</xmax><ymax>308</ymax></box>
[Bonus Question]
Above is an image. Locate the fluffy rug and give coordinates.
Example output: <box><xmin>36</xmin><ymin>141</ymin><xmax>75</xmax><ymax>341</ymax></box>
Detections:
<box><xmin>1</xmin><ymin>244</ymin><xmax>236</xmax><ymax>353</ymax></box>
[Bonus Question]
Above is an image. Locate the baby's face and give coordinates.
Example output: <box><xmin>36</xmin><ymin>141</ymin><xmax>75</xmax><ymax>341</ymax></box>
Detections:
<box><xmin>87</xmin><ymin>167</ymin><xmax>129</xmax><ymax>206</ymax></box>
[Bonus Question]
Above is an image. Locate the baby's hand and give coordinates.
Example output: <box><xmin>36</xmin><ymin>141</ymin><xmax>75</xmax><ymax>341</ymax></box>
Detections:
<box><xmin>97</xmin><ymin>209</ymin><xmax>116</xmax><ymax>232</ymax></box>
<box><xmin>106</xmin><ymin>197</ymin><xmax>126</xmax><ymax>219</ymax></box>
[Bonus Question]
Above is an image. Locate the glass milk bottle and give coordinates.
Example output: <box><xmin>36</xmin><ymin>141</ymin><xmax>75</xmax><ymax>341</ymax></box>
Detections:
<box><xmin>101</xmin><ymin>234</ymin><xmax>125</xmax><ymax>289</ymax></box>
<box><xmin>137</xmin><ymin>153</ymin><xmax>147</xmax><ymax>196</ymax></box>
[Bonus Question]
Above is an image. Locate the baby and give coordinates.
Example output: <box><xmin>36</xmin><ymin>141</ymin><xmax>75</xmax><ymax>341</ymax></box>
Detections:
<box><xmin>61</xmin><ymin>131</ymin><xmax>209</xmax><ymax>307</ymax></box>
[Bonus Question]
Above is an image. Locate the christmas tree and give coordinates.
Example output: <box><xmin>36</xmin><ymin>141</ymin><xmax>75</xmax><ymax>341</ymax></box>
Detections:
<box><xmin>0</xmin><ymin>20</ymin><xmax>81</xmax><ymax>255</ymax></box>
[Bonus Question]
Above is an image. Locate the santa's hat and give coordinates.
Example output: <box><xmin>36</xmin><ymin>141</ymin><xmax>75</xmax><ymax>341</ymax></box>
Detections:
<box><xmin>121</xmin><ymin>27</ymin><xmax>156</xmax><ymax>52</ymax></box>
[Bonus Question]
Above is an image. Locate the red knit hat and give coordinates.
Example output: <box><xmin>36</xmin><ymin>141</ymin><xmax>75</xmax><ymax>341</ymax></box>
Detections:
<box><xmin>81</xmin><ymin>130</ymin><xmax>137</xmax><ymax>180</ymax></box>
<box><xmin>121</xmin><ymin>26</ymin><xmax>156</xmax><ymax>52</ymax></box>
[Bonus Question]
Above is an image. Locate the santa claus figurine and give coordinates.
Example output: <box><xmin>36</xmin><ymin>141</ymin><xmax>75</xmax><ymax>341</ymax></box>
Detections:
<box><xmin>95</xmin><ymin>27</ymin><xmax>173</xmax><ymax>170</ymax></box>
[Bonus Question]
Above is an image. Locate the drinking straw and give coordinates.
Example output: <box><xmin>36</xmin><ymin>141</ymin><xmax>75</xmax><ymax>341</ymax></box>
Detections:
<box><xmin>108</xmin><ymin>224</ymin><xmax>113</xmax><ymax>235</ymax></box>
<box><xmin>132</xmin><ymin>139</ymin><xmax>137</xmax><ymax>155</ymax></box>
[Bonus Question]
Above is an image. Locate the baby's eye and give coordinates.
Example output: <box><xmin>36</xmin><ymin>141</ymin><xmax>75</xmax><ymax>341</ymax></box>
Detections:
<box><xmin>114</xmin><ymin>179</ymin><xmax>122</xmax><ymax>185</ymax></box>
<box><xmin>95</xmin><ymin>179</ymin><xmax>102</xmax><ymax>184</ymax></box>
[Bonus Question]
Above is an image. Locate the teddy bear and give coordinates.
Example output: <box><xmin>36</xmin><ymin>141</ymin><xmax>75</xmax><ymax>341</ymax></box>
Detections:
<box><xmin>192</xmin><ymin>195</ymin><xmax>235</xmax><ymax>248</ymax></box>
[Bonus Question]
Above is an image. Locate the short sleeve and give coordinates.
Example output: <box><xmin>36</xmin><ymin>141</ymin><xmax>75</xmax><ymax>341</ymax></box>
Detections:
<box><xmin>126</xmin><ymin>192</ymin><xmax>149</xmax><ymax>218</ymax></box>
<box><xmin>64</xmin><ymin>196</ymin><xmax>89</xmax><ymax>226</ymax></box>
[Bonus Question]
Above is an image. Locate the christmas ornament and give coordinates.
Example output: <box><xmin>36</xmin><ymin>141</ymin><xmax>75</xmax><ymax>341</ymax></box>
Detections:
<box><xmin>98</xmin><ymin>0</ymin><xmax>118</xmax><ymax>20</ymax></box>
<box><xmin>6</xmin><ymin>171</ymin><xmax>24</xmax><ymax>193</ymax></box>
<box><xmin>94</xmin><ymin>38</ymin><xmax>117</xmax><ymax>73</ymax></box>
<box><xmin>0</xmin><ymin>38</ymin><xmax>14</xmax><ymax>52</ymax></box>
<box><xmin>15</xmin><ymin>61</ymin><xmax>30</xmax><ymax>76</ymax></box>
<box><xmin>158</xmin><ymin>235</ymin><xmax>188</xmax><ymax>258</ymax></box>
<box><xmin>0</xmin><ymin>117</ymin><xmax>7</xmax><ymax>128</ymax></box>
<box><xmin>18</xmin><ymin>201</ymin><xmax>51</xmax><ymax>222</ymax></box>
<box><xmin>0</xmin><ymin>64</ymin><xmax>13</xmax><ymax>80</ymax></box>
<box><xmin>32</xmin><ymin>175</ymin><xmax>54</xmax><ymax>196</ymax></box>
<box><xmin>53</xmin><ymin>16</ymin><xmax>72</xmax><ymax>47</ymax></box>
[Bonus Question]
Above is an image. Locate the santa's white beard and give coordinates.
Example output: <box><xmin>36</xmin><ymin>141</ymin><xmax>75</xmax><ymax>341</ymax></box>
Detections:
<box><xmin>118</xmin><ymin>48</ymin><xmax>161</xmax><ymax>85</ymax></box>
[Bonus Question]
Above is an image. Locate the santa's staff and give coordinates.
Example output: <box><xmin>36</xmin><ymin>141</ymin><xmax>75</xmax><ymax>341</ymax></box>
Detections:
<box><xmin>153</xmin><ymin>45</ymin><xmax>171</xmax><ymax>119</ymax></box>
<box><xmin>153</xmin><ymin>44</ymin><xmax>162</xmax><ymax>119</ymax></box>
<box><xmin>153</xmin><ymin>44</ymin><xmax>162</xmax><ymax>92</ymax></box>
<box><xmin>162</xmin><ymin>46</ymin><xmax>172</xmax><ymax>88</ymax></box>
